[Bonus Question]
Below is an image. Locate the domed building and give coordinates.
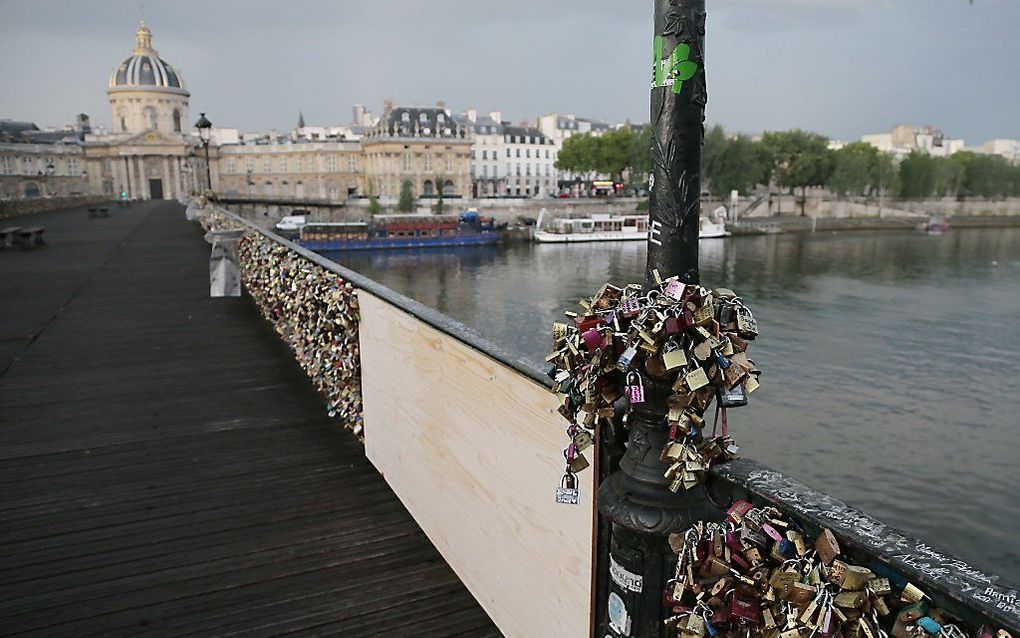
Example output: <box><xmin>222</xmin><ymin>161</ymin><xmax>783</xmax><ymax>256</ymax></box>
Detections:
<box><xmin>81</xmin><ymin>21</ymin><xmax>200</xmax><ymax>200</ymax></box>
<box><xmin>108</xmin><ymin>21</ymin><xmax>190</xmax><ymax>135</ymax></box>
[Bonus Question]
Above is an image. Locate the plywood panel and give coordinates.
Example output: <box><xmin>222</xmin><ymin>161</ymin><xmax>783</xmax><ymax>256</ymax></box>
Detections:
<box><xmin>359</xmin><ymin>291</ymin><xmax>595</xmax><ymax>638</ymax></box>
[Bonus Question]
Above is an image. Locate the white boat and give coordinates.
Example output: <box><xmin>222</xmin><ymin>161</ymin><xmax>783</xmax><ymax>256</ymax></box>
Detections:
<box><xmin>533</xmin><ymin>207</ymin><xmax>729</xmax><ymax>243</ymax></box>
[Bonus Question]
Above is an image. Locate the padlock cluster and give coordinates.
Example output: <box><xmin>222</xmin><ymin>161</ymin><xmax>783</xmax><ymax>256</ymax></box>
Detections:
<box><xmin>196</xmin><ymin>207</ymin><xmax>237</xmax><ymax>232</ymax></box>
<box><xmin>664</xmin><ymin>503</ymin><xmax>1012</xmax><ymax>638</ymax></box>
<box><xmin>238</xmin><ymin>233</ymin><xmax>365</xmax><ymax>438</ymax></box>
<box><xmin>549</xmin><ymin>275</ymin><xmax>762</xmax><ymax>503</ymax></box>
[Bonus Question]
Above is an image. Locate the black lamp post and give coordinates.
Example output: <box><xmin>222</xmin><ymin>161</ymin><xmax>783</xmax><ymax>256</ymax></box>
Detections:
<box><xmin>194</xmin><ymin>112</ymin><xmax>212</xmax><ymax>193</ymax></box>
<box><xmin>595</xmin><ymin>2</ymin><xmax>715</xmax><ymax>637</ymax></box>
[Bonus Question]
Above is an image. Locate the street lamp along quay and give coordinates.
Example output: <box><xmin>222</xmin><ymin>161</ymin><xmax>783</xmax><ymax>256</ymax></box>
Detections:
<box><xmin>194</xmin><ymin>112</ymin><xmax>212</xmax><ymax>194</ymax></box>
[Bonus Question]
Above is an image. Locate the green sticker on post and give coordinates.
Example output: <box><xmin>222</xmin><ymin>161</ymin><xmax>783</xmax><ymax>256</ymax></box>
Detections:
<box><xmin>652</xmin><ymin>35</ymin><xmax>699</xmax><ymax>94</ymax></box>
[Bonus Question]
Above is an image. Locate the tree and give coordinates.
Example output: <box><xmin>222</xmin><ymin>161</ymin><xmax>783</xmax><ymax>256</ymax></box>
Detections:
<box><xmin>397</xmin><ymin>180</ymin><xmax>413</xmax><ymax>212</ymax></box>
<box><xmin>898</xmin><ymin>151</ymin><xmax>936</xmax><ymax>199</ymax></box>
<box><xmin>627</xmin><ymin>125</ymin><xmax>653</xmax><ymax>183</ymax></box>
<box><xmin>555</xmin><ymin>133</ymin><xmax>599</xmax><ymax>177</ymax></box>
<box><xmin>959</xmin><ymin>152</ymin><xmax>1014</xmax><ymax>198</ymax></box>
<box><xmin>828</xmin><ymin>142</ymin><xmax>879</xmax><ymax>198</ymax></box>
<box><xmin>367</xmin><ymin>179</ymin><xmax>380</xmax><ymax>215</ymax></box>
<box><xmin>761</xmin><ymin>130</ymin><xmax>834</xmax><ymax>215</ymax></box>
<box><xmin>933</xmin><ymin>155</ymin><xmax>965</xmax><ymax>198</ymax></box>
<box><xmin>707</xmin><ymin>132</ymin><xmax>768</xmax><ymax>198</ymax></box>
<box><xmin>701</xmin><ymin>125</ymin><xmax>729</xmax><ymax>193</ymax></box>
<box><xmin>594</xmin><ymin>128</ymin><xmax>637</xmax><ymax>182</ymax></box>
<box><xmin>434</xmin><ymin>176</ymin><xmax>445</xmax><ymax>215</ymax></box>
<box><xmin>556</xmin><ymin>128</ymin><xmax>649</xmax><ymax>187</ymax></box>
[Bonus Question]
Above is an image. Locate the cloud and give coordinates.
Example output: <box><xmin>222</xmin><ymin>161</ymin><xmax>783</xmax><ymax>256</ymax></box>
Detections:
<box><xmin>714</xmin><ymin>0</ymin><xmax>879</xmax><ymax>30</ymax></box>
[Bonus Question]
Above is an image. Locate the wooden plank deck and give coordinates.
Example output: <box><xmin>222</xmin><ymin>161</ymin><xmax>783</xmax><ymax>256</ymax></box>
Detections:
<box><xmin>0</xmin><ymin>201</ymin><xmax>502</xmax><ymax>637</ymax></box>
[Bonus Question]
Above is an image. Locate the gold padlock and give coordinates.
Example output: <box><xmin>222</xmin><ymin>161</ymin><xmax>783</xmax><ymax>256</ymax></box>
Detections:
<box><xmin>685</xmin><ymin>366</ymin><xmax>710</xmax><ymax>391</ymax></box>
<box><xmin>663</xmin><ymin>344</ymin><xmax>689</xmax><ymax>370</ymax></box>
<box><xmin>815</xmin><ymin>528</ymin><xmax>841</xmax><ymax>565</ymax></box>
<box><xmin>841</xmin><ymin>566</ymin><xmax>874</xmax><ymax>591</ymax></box>
<box><xmin>834</xmin><ymin>590</ymin><xmax>867</xmax><ymax>609</ymax></box>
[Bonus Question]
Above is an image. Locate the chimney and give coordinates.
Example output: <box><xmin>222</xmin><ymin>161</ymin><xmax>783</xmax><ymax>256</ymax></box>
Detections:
<box><xmin>466</xmin><ymin>108</ymin><xmax>477</xmax><ymax>123</ymax></box>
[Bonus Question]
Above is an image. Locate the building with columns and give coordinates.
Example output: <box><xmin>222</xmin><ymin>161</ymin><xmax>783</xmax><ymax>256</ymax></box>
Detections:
<box><xmin>82</xmin><ymin>21</ymin><xmax>196</xmax><ymax>200</ymax></box>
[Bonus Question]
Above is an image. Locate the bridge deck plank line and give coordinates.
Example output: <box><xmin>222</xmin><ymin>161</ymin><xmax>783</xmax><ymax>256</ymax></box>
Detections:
<box><xmin>0</xmin><ymin>201</ymin><xmax>501</xmax><ymax>637</ymax></box>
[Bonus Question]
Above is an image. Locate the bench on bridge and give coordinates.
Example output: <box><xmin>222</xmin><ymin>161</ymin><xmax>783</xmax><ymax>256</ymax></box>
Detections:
<box><xmin>1</xmin><ymin>226</ymin><xmax>21</xmax><ymax>248</ymax></box>
<box><xmin>15</xmin><ymin>227</ymin><xmax>45</xmax><ymax>248</ymax></box>
<box><xmin>87</xmin><ymin>207</ymin><xmax>110</xmax><ymax>219</ymax></box>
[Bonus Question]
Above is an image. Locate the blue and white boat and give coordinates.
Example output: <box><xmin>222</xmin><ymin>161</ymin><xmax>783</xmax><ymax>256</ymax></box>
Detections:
<box><xmin>288</xmin><ymin>212</ymin><xmax>502</xmax><ymax>251</ymax></box>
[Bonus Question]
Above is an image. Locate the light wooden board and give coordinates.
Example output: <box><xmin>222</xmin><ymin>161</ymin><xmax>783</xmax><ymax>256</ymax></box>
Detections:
<box><xmin>359</xmin><ymin>291</ymin><xmax>595</xmax><ymax>638</ymax></box>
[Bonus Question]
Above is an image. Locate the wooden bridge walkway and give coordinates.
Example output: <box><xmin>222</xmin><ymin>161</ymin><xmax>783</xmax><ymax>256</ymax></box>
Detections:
<box><xmin>0</xmin><ymin>201</ymin><xmax>500</xmax><ymax>637</ymax></box>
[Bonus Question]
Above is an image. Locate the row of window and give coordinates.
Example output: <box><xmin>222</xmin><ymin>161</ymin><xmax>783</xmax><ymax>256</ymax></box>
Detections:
<box><xmin>401</xmin><ymin>153</ymin><xmax>454</xmax><ymax>173</ymax></box>
<box><xmin>116</xmin><ymin>107</ymin><xmax>183</xmax><ymax>133</ymax></box>
<box><xmin>0</xmin><ymin>156</ymin><xmax>81</xmax><ymax>176</ymax></box>
<box><xmin>472</xmin><ymin>148</ymin><xmax>553</xmax><ymax>160</ymax></box>
<box><xmin>471</xmin><ymin>163</ymin><xmax>554</xmax><ymax>178</ymax></box>
<box><xmin>505</xmin><ymin>135</ymin><xmax>551</xmax><ymax>145</ymax></box>
<box><xmin>224</xmin><ymin>155</ymin><xmax>358</xmax><ymax>175</ymax></box>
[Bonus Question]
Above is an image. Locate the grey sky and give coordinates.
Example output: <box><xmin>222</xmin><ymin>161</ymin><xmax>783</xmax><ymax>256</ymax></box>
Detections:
<box><xmin>0</xmin><ymin>0</ymin><xmax>1017</xmax><ymax>144</ymax></box>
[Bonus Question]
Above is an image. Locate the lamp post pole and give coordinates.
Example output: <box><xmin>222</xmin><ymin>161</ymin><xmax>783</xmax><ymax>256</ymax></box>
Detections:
<box><xmin>195</xmin><ymin>112</ymin><xmax>213</xmax><ymax>194</ymax></box>
<box><xmin>596</xmin><ymin>2</ymin><xmax>715</xmax><ymax>637</ymax></box>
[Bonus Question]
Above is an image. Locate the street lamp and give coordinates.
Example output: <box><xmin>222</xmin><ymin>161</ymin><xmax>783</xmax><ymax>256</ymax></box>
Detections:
<box><xmin>194</xmin><ymin>112</ymin><xmax>212</xmax><ymax>193</ymax></box>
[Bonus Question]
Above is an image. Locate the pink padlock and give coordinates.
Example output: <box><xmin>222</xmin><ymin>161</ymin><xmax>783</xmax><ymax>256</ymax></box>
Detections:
<box><xmin>762</xmin><ymin>523</ymin><xmax>784</xmax><ymax>542</ymax></box>
<box><xmin>626</xmin><ymin>372</ymin><xmax>645</xmax><ymax>404</ymax></box>
<box><xmin>664</xmin><ymin>280</ymin><xmax>686</xmax><ymax>301</ymax></box>
<box><xmin>582</xmin><ymin>327</ymin><xmax>604</xmax><ymax>352</ymax></box>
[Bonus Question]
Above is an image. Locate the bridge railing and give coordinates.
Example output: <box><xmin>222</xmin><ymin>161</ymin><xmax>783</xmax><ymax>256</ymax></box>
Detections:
<box><xmin>205</xmin><ymin>204</ymin><xmax>1019</xmax><ymax>638</ymax></box>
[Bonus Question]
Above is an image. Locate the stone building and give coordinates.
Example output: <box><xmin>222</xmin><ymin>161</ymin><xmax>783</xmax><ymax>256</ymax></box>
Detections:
<box><xmin>0</xmin><ymin>120</ymin><xmax>88</xmax><ymax>199</ymax></box>
<box><xmin>82</xmin><ymin>21</ymin><xmax>196</xmax><ymax>200</ymax></box>
<box><xmin>361</xmin><ymin>104</ymin><xmax>471</xmax><ymax>200</ymax></box>
<box><xmin>458</xmin><ymin>110</ymin><xmax>504</xmax><ymax>197</ymax></box>
<box><xmin>215</xmin><ymin>136</ymin><xmax>363</xmax><ymax>200</ymax></box>
<box><xmin>501</xmin><ymin>125</ymin><xmax>556</xmax><ymax>197</ymax></box>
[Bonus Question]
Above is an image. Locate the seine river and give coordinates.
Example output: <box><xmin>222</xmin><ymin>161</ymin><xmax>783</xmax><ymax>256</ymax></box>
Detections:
<box><xmin>328</xmin><ymin>227</ymin><xmax>1020</xmax><ymax>585</ymax></box>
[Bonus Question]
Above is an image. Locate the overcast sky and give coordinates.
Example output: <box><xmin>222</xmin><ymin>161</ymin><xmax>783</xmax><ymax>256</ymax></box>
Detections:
<box><xmin>0</xmin><ymin>0</ymin><xmax>1017</xmax><ymax>144</ymax></box>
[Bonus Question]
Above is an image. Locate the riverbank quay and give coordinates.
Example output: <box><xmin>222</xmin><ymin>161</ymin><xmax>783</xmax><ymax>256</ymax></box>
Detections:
<box><xmin>0</xmin><ymin>201</ymin><xmax>500</xmax><ymax>636</ymax></box>
<box><xmin>728</xmin><ymin>214</ymin><xmax>1020</xmax><ymax>235</ymax></box>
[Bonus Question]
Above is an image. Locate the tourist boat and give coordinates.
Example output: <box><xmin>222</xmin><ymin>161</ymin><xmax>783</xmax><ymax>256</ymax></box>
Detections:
<box><xmin>289</xmin><ymin>211</ymin><xmax>502</xmax><ymax>251</ymax></box>
<box><xmin>532</xmin><ymin>207</ymin><xmax>730</xmax><ymax>243</ymax></box>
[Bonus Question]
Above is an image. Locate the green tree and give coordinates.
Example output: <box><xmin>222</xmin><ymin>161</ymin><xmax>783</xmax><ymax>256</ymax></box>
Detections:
<box><xmin>627</xmin><ymin>125</ymin><xmax>653</xmax><ymax>180</ymax></box>
<box><xmin>557</xmin><ymin>128</ymin><xmax>649</xmax><ymax>187</ymax></box>
<box><xmin>712</xmin><ymin>134</ymin><xmax>767</xmax><ymax>198</ymax></box>
<box><xmin>555</xmin><ymin>133</ymin><xmax>599</xmax><ymax>177</ymax></box>
<box><xmin>434</xmin><ymin>176</ymin><xmax>445</xmax><ymax>215</ymax></box>
<box><xmin>701</xmin><ymin>125</ymin><xmax>729</xmax><ymax>194</ymax></box>
<box><xmin>828</xmin><ymin>142</ymin><xmax>880</xmax><ymax>198</ymax></box>
<box><xmin>933</xmin><ymin>155</ymin><xmax>965</xmax><ymax>198</ymax></box>
<box><xmin>898</xmin><ymin>151</ymin><xmax>936</xmax><ymax>199</ymax></box>
<box><xmin>367</xmin><ymin>179</ymin><xmax>380</xmax><ymax>215</ymax></box>
<box><xmin>873</xmin><ymin>153</ymin><xmax>899</xmax><ymax>198</ymax></box>
<box><xmin>397</xmin><ymin>180</ymin><xmax>413</xmax><ymax>213</ymax></box>
<box><xmin>594</xmin><ymin>128</ymin><xmax>637</xmax><ymax>181</ymax></box>
<box><xmin>761</xmin><ymin>130</ymin><xmax>835</xmax><ymax>215</ymax></box>
<box><xmin>958</xmin><ymin>152</ymin><xmax>1014</xmax><ymax>198</ymax></box>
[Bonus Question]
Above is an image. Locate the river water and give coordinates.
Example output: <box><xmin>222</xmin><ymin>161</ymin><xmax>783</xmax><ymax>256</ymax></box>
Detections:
<box><xmin>328</xmin><ymin>227</ymin><xmax>1020</xmax><ymax>585</ymax></box>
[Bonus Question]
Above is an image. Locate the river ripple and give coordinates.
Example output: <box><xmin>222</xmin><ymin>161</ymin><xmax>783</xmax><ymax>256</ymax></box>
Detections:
<box><xmin>328</xmin><ymin>227</ymin><xmax>1020</xmax><ymax>585</ymax></box>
